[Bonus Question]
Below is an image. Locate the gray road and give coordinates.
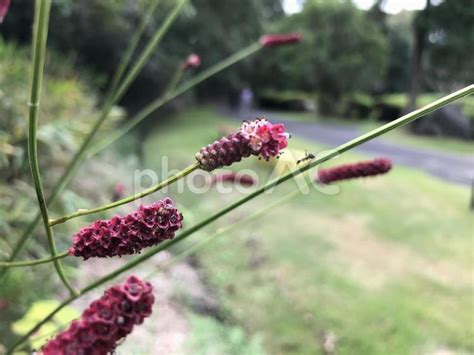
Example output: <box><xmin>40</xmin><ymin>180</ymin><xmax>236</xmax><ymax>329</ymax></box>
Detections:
<box><xmin>229</xmin><ymin>109</ymin><xmax>474</xmax><ymax>185</ymax></box>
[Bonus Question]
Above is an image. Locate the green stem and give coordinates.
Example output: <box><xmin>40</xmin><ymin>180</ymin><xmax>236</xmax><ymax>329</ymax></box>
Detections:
<box><xmin>10</xmin><ymin>86</ymin><xmax>472</xmax><ymax>353</ymax></box>
<box><xmin>88</xmin><ymin>42</ymin><xmax>262</xmax><ymax>156</ymax></box>
<box><xmin>108</xmin><ymin>0</ymin><xmax>187</xmax><ymax>107</ymax></box>
<box><xmin>163</xmin><ymin>65</ymin><xmax>185</xmax><ymax>98</ymax></box>
<box><xmin>0</xmin><ymin>0</ymin><xmax>187</xmax><ymax>276</ymax></box>
<box><xmin>0</xmin><ymin>252</ymin><xmax>68</xmax><ymax>268</ymax></box>
<box><xmin>27</xmin><ymin>0</ymin><xmax>77</xmax><ymax>296</ymax></box>
<box><xmin>105</xmin><ymin>0</ymin><xmax>161</xmax><ymax>102</ymax></box>
<box><xmin>49</xmin><ymin>163</ymin><xmax>199</xmax><ymax>226</ymax></box>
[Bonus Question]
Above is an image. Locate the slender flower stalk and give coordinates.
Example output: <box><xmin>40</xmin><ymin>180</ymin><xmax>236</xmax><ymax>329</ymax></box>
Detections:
<box><xmin>163</xmin><ymin>54</ymin><xmax>201</xmax><ymax>97</ymax></box>
<box><xmin>104</xmin><ymin>0</ymin><xmax>162</xmax><ymax>103</ymax></box>
<box><xmin>0</xmin><ymin>251</ymin><xmax>68</xmax><ymax>268</ymax></box>
<box><xmin>49</xmin><ymin>163</ymin><xmax>197</xmax><ymax>226</ymax></box>
<box><xmin>0</xmin><ymin>0</ymin><xmax>10</xmax><ymax>23</ymax></box>
<box><xmin>42</xmin><ymin>276</ymin><xmax>154</xmax><ymax>354</ymax></box>
<box><xmin>27</xmin><ymin>0</ymin><xmax>77</xmax><ymax>296</ymax></box>
<box><xmin>162</xmin><ymin>66</ymin><xmax>185</xmax><ymax>99</ymax></box>
<box><xmin>0</xmin><ymin>0</ymin><xmax>188</xmax><ymax>274</ymax></box>
<box><xmin>87</xmin><ymin>42</ymin><xmax>263</xmax><ymax>156</ymax></box>
<box><xmin>10</xmin><ymin>86</ymin><xmax>473</xmax><ymax>354</ymax></box>
<box><xmin>316</xmin><ymin>158</ymin><xmax>392</xmax><ymax>184</ymax></box>
<box><xmin>69</xmin><ymin>199</ymin><xmax>183</xmax><ymax>259</ymax></box>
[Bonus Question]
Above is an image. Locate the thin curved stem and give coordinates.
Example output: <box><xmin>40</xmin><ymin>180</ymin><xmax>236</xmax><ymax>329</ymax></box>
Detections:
<box><xmin>105</xmin><ymin>0</ymin><xmax>161</xmax><ymax>102</ymax></box>
<box><xmin>10</xmin><ymin>85</ymin><xmax>473</xmax><ymax>353</ymax></box>
<box><xmin>0</xmin><ymin>0</ymin><xmax>187</xmax><ymax>276</ymax></box>
<box><xmin>27</xmin><ymin>0</ymin><xmax>77</xmax><ymax>296</ymax></box>
<box><xmin>49</xmin><ymin>163</ymin><xmax>199</xmax><ymax>226</ymax></box>
<box><xmin>0</xmin><ymin>252</ymin><xmax>68</xmax><ymax>268</ymax></box>
<box><xmin>88</xmin><ymin>42</ymin><xmax>262</xmax><ymax>156</ymax></box>
<box><xmin>162</xmin><ymin>65</ymin><xmax>185</xmax><ymax>98</ymax></box>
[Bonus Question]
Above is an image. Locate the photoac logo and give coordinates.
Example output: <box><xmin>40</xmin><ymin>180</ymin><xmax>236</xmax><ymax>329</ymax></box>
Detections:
<box><xmin>133</xmin><ymin>149</ymin><xmax>343</xmax><ymax>204</ymax></box>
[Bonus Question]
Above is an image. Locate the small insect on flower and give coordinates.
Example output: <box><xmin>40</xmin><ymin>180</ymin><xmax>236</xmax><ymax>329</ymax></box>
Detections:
<box><xmin>259</xmin><ymin>32</ymin><xmax>303</xmax><ymax>48</ymax></box>
<box><xmin>0</xmin><ymin>0</ymin><xmax>11</xmax><ymax>23</ymax></box>
<box><xmin>69</xmin><ymin>198</ymin><xmax>183</xmax><ymax>259</ymax></box>
<box><xmin>42</xmin><ymin>275</ymin><xmax>155</xmax><ymax>354</ymax></box>
<box><xmin>183</xmin><ymin>53</ymin><xmax>201</xmax><ymax>70</ymax></box>
<box><xmin>195</xmin><ymin>117</ymin><xmax>289</xmax><ymax>171</ymax></box>
<box><xmin>316</xmin><ymin>158</ymin><xmax>392</xmax><ymax>184</ymax></box>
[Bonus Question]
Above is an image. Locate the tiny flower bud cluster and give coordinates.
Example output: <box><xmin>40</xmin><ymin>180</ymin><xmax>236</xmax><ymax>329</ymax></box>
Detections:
<box><xmin>240</xmin><ymin>118</ymin><xmax>289</xmax><ymax>160</ymax></box>
<box><xmin>316</xmin><ymin>158</ymin><xmax>392</xmax><ymax>184</ymax></box>
<box><xmin>195</xmin><ymin>117</ymin><xmax>289</xmax><ymax>171</ymax></box>
<box><xmin>42</xmin><ymin>276</ymin><xmax>155</xmax><ymax>354</ymax></box>
<box><xmin>259</xmin><ymin>32</ymin><xmax>303</xmax><ymax>48</ymax></box>
<box><xmin>183</xmin><ymin>53</ymin><xmax>201</xmax><ymax>70</ymax></box>
<box><xmin>69</xmin><ymin>198</ymin><xmax>183</xmax><ymax>259</ymax></box>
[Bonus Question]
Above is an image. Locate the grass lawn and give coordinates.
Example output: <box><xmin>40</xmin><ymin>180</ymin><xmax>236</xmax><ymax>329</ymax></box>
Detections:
<box><xmin>263</xmin><ymin>110</ymin><xmax>474</xmax><ymax>155</ymax></box>
<box><xmin>142</xmin><ymin>106</ymin><xmax>473</xmax><ymax>354</ymax></box>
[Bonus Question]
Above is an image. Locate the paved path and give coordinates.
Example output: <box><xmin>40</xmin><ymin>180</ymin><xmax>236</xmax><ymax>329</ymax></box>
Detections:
<box><xmin>228</xmin><ymin>109</ymin><xmax>474</xmax><ymax>185</ymax></box>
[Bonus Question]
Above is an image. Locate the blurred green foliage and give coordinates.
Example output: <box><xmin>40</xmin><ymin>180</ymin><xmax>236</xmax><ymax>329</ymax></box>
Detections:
<box><xmin>11</xmin><ymin>300</ymin><xmax>79</xmax><ymax>350</ymax></box>
<box><xmin>0</xmin><ymin>39</ymin><xmax>98</xmax><ymax>182</ymax></box>
<box><xmin>419</xmin><ymin>0</ymin><xmax>474</xmax><ymax>90</ymax></box>
<box><xmin>1</xmin><ymin>0</ymin><xmax>284</xmax><ymax>110</ymax></box>
<box><xmin>2</xmin><ymin>0</ymin><xmax>471</xmax><ymax>118</ymax></box>
<box><xmin>186</xmin><ymin>313</ymin><xmax>265</xmax><ymax>355</ymax></box>
<box><xmin>0</xmin><ymin>39</ymin><xmax>124</xmax><ymax>348</ymax></box>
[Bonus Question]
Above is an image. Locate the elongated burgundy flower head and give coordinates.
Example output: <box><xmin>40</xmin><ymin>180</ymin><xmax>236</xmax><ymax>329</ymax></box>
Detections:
<box><xmin>42</xmin><ymin>275</ymin><xmax>154</xmax><ymax>354</ymax></box>
<box><xmin>259</xmin><ymin>32</ymin><xmax>303</xmax><ymax>48</ymax></box>
<box><xmin>69</xmin><ymin>198</ymin><xmax>183</xmax><ymax>260</ymax></box>
<box><xmin>316</xmin><ymin>158</ymin><xmax>392</xmax><ymax>184</ymax></box>
<box><xmin>183</xmin><ymin>53</ymin><xmax>201</xmax><ymax>70</ymax></box>
<box><xmin>210</xmin><ymin>172</ymin><xmax>256</xmax><ymax>186</ymax></box>
<box><xmin>0</xmin><ymin>0</ymin><xmax>10</xmax><ymax>23</ymax></box>
<box><xmin>195</xmin><ymin>117</ymin><xmax>289</xmax><ymax>171</ymax></box>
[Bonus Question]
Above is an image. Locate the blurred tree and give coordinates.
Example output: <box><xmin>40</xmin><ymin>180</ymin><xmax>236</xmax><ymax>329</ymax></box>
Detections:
<box><xmin>368</xmin><ymin>1</ymin><xmax>412</xmax><ymax>94</ymax></box>
<box><xmin>424</xmin><ymin>0</ymin><xmax>474</xmax><ymax>90</ymax></box>
<box><xmin>383</xmin><ymin>10</ymin><xmax>412</xmax><ymax>93</ymax></box>
<box><xmin>0</xmin><ymin>0</ymin><xmax>283</xmax><ymax>111</ymax></box>
<box><xmin>408</xmin><ymin>0</ymin><xmax>474</xmax><ymax>110</ymax></box>
<box><xmin>251</xmin><ymin>0</ymin><xmax>389</xmax><ymax>114</ymax></box>
<box><xmin>173</xmin><ymin>0</ymin><xmax>284</xmax><ymax>103</ymax></box>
